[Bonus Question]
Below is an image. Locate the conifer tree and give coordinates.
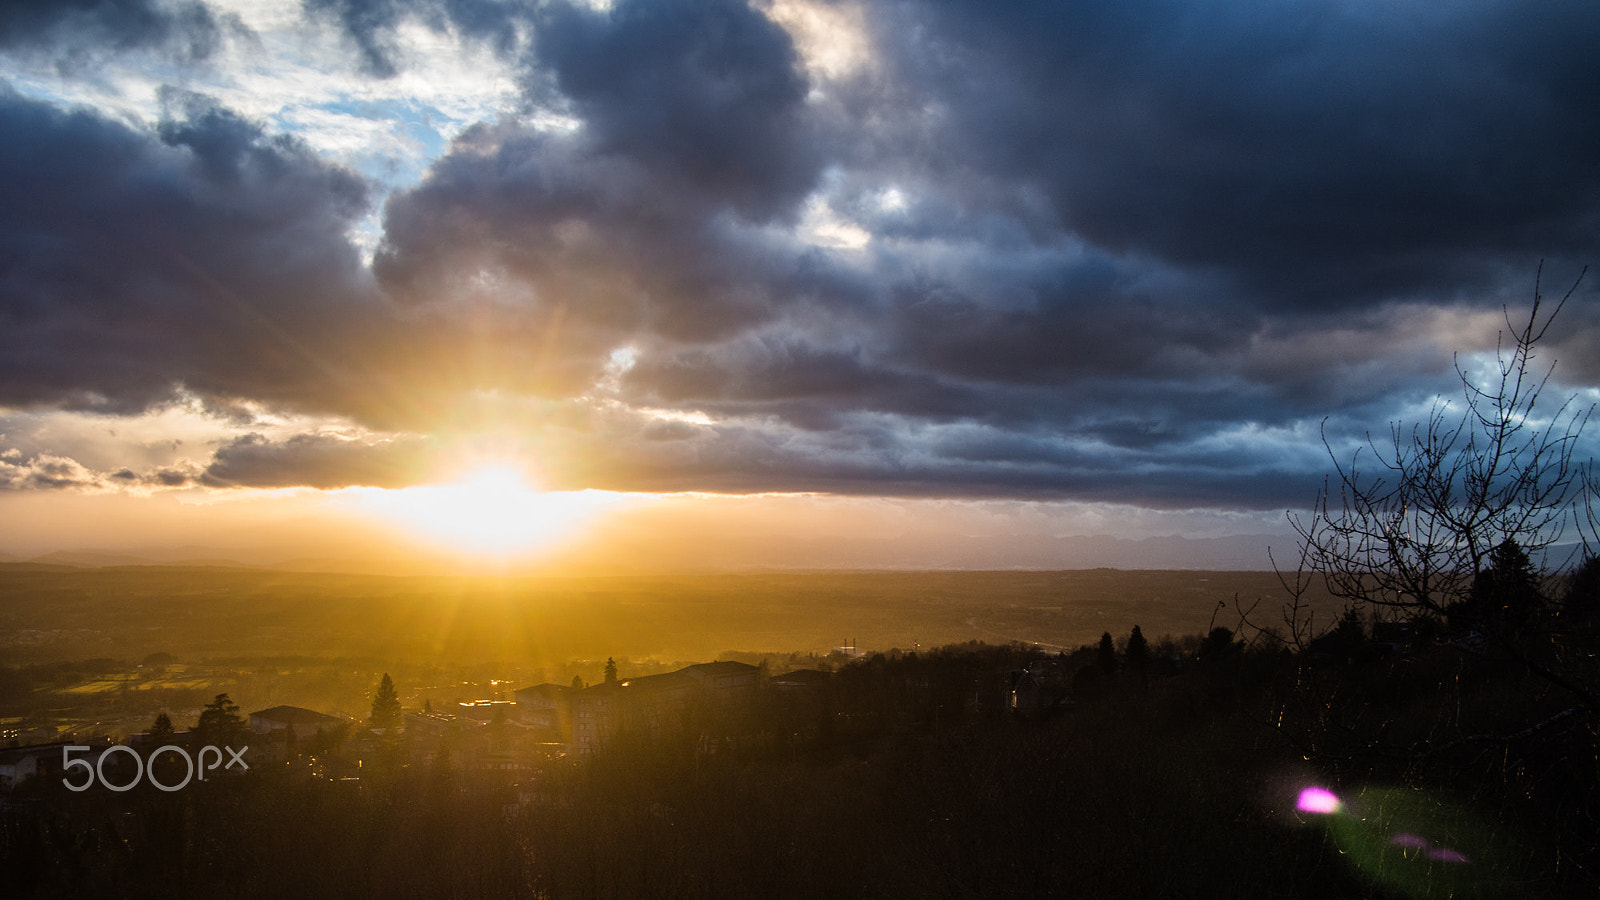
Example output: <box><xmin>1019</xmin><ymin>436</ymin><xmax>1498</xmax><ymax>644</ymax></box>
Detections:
<box><xmin>1126</xmin><ymin>626</ymin><xmax>1148</xmax><ymax>677</ymax></box>
<box><xmin>1333</xmin><ymin>605</ymin><xmax>1366</xmax><ymax>643</ymax></box>
<box><xmin>368</xmin><ymin>673</ymin><xmax>405</xmax><ymax>780</ymax></box>
<box><xmin>1097</xmin><ymin>632</ymin><xmax>1117</xmax><ymax>674</ymax></box>
<box><xmin>146</xmin><ymin>711</ymin><xmax>182</xmax><ymax>780</ymax></box>
<box><xmin>370</xmin><ymin>673</ymin><xmax>402</xmax><ymax>734</ymax></box>
<box><xmin>1462</xmin><ymin>538</ymin><xmax>1544</xmax><ymax>630</ymax></box>
<box><xmin>1565</xmin><ymin>555</ymin><xmax>1600</xmax><ymax>620</ymax></box>
<box><xmin>1199</xmin><ymin>626</ymin><xmax>1237</xmax><ymax>661</ymax></box>
<box><xmin>195</xmin><ymin>693</ymin><xmax>246</xmax><ymax>747</ymax></box>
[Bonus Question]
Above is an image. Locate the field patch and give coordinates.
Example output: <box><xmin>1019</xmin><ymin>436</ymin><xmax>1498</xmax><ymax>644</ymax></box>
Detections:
<box><xmin>1</xmin><ymin>565</ymin><xmax>1343</xmax><ymax>666</ymax></box>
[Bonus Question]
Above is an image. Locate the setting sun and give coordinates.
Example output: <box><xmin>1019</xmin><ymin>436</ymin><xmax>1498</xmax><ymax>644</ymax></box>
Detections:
<box><xmin>348</xmin><ymin>464</ymin><xmax>630</xmax><ymax>559</ymax></box>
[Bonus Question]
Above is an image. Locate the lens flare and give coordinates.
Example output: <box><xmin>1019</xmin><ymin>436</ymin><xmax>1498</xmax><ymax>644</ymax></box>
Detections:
<box><xmin>1321</xmin><ymin>785</ymin><xmax>1493</xmax><ymax>897</ymax></box>
<box><xmin>1390</xmin><ymin>833</ymin><xmax>1430</xmax><ymax>850</ymax></box>
<box><xmin>1297</xmin><ymin>786</ymin><xmax>1342</xmax><ymax>814</ymax></box>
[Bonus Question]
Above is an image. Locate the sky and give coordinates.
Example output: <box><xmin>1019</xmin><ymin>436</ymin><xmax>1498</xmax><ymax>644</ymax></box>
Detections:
<box><xmin>1</xmin><ymin>0</ymin><xmax>1597</xmax><ymax>571</ymax></box>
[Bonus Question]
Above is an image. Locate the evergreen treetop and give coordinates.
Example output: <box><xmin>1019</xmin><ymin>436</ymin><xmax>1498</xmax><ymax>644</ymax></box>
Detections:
<box><xmin>370</xmin><ymin>673</ymin><xmax>403</xmax><ymax>733</ymax></box>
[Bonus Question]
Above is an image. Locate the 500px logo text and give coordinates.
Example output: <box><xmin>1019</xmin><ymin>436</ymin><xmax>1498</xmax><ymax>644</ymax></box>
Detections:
<box><xmin>61</xmin><ymin>744</ymin><xmax>249</xmax><ymax>792</ymax></box>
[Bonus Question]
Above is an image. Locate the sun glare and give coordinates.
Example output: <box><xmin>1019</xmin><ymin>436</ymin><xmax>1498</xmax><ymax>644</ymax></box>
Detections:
<box><xmin>350</xmin><ymin>464</ymin><xmax>627</xmax><ymax>560</ymax></box>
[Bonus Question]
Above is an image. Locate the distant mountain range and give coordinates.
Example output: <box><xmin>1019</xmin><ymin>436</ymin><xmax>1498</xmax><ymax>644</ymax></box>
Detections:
<box><xmin>681</xmin><ymin>532</ymin><xmax>1294</xmax><ymax>572</ymax></box>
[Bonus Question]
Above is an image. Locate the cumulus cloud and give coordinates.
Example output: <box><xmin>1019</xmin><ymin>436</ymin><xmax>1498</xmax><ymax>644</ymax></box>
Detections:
<box><xmin>0</xmin><ymin>87</ymin><xmax>388</xmax><ymax>418</ymax></box>
<box><xmin>536</xmin><ymin>0</ymin><xmax>819</xmax><ymax>220</ymax></box>
<box><xmin>0</xmin><ymin>0</ymin><xmax>244</xmax><ymax>68</ymax></box>
<box><xmin>201</xmin><ymin>432</ymin><xmax>435</xmax><ymax>489</ymax></box>
<box><xmin>868</xmin><ymin>0</ymin><xmax>1600</xmax><ymax>303</ymax></box>
<box><xmin>304</xmin><ymin>0</ymin><xmax>527</xmax><ymax>78</ymax></box>
<box><xmin>0</xmin><ymin>449</ymin><xmax>202</xmax><ymax>491</ymax></box>
<box><xmin>0</xmin><ymin>453</ymin><xmax>103</xmax><ymax>491</ymax></box>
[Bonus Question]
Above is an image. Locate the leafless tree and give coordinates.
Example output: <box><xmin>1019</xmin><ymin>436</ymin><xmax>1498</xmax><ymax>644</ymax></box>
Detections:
<box><xmin>1291</xmin><ymin>266</ymin><xmax>1592</xmax><ymax>620</ymax></box>
<box><xmin>1283</xmin><ymin>264</ymin><xmax>1598</xmax><ymax>714</ymax></box>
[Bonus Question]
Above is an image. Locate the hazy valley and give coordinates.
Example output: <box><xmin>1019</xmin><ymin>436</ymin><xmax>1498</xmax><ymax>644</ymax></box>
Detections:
<box><xmin>0</xmin><ymin>563</ymin><xmax>1339</xmax><ymax>668</ymax></box>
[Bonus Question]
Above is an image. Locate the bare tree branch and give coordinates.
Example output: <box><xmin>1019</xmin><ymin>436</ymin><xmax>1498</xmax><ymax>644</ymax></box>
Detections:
<box><xmin>1284</xmin><ymin>264</ymin><xmax>1598</xmax><ymax>717</ymax></box>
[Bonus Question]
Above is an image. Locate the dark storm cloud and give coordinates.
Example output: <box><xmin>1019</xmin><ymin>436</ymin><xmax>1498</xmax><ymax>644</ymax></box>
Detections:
<box><xmin>308</xmin><ymin>0</ymin><xmax>821</xmax><ymax>222</ymax></box>
<box><xmin>885</xmin><ymin>274</ymin><xmax>1230</xmax><ymax>386</ymax></box>
<box><xmin>202</xmin><ymin>432</ymin><xmax>433</xmax><ymax>489</ymax></box>
<box><xmin>6</xmin><ymin>0</ymin><xmax>1599</xmax><ymax>507</ymax></box>
<box><xmin>374</xmin><ymin>0</ymin><xmax>821</xmax><ymax>350</ymax></box>
<box><xmin>526</xmin><ymin>409</ymin><xmax>1316</xmax><ymax>509</ymax></box>
<box><xmin>351</xmin><ymin>0</ymin><xmax>1600</xmax><ymax>507</ymax></box>
<box><xmin>867</xmin><ymin>0</ymin><xmax>1600</xmax><ymax>306</ymax></box>
<box><xmin>0</xmin><ymin>87</ymin><xmax>388</xmax><ymax>418</ymax></box>
<box><xmin>375</xmin><ymin>123</ymin><xmax>780</xmax><ymax>341</ymax></box>
<box><xmin>535</xmin><ymin>0</ymin><xmax>818</xmax><ymax>221</ymax></box>
<box><xmin>0</xmin><ymin>0</ymin><xmax>241</xmax><ymax>66</ymax></box>
<box><xmin>628</xmin><ymin>339</ymin><xmax>897</xmax><ymax>405</ymax></box>
<box><xmin>341</xmin><ymin>0</ymin><xmax>1600</xmax><ymax>317</ymax></box>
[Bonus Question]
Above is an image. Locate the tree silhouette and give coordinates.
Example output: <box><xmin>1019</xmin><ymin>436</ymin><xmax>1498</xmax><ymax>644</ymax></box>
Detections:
<box><xmin>1125</xmin><ymin>626</ymin><xmax>1149</xmax><ymax>688</ymax></box>
<box><xmin>604</xmin><ymin>657</ymin><xmax>618</xmax><ymax>684</ymax></box>
<box><xmin>1097</xmin><ymin>632</ymin><xmax>1117</xmax><ymax>674</ymax></box>
<box><xmin>1125</xmin><ymin>626</ymin><xmax>1148</xmax><ymax>663</ymax></box>
<box><xmin>1282</xmin><ymin>267</ymin><xmax>1600</xmax><ymax>737</ymax></box>
<box><xmin>1565</xmin><ymin>554</ymin><xmax>1600</xmax><ymax>620</ymax></box>
<box><xmin>1332</xmin><ymin>606</ymin><xmax>1365</xmax><ymax>642</ymax></box>
<box><xmin>1460</xmin><ymin>538</ymin><xmax>1544</xmax><ymax>630</ymax></box>
<box><xmin>1199</xmin><ymin>627</ymin><xmax>1237</xmax><ymax>662</ymax></box>
<box><xmin>370</xmin><ymin>673</ymin><xmax>402</xmax><ymax>734</ymax></box>
<box><xmin>1287</xmin><ymin>270</ymin><xmax>1593</xmax><ymax>635</ymax></box>
<box><xmin>149</xmin><ymin>711</ymin><xmax>175</xmax><ymax>741</ymax></box>
<box><xmin>145</xmin><ymin>711</ymin><xmax>182</xmax><ymax>782</ymax></box>
<box><xmin>369</xmin><ymin>673</ymin><xmax>405</xmax><ymax>780</ymax></box>
<box><xmin>195</xmin><ymin>693</ymin><xmax>246</xmax><ymax>747</ymax></box>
